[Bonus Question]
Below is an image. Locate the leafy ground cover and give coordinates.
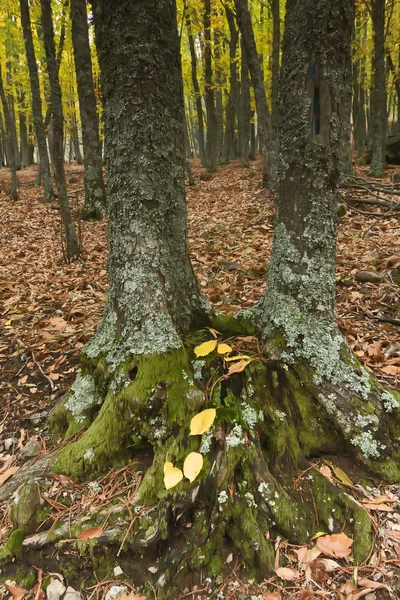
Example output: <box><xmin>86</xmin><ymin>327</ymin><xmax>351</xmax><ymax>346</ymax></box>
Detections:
<box><xmin>0</xmin><ymin>159</ymin><xmax>400</xmax><ymax>599</ymax></box>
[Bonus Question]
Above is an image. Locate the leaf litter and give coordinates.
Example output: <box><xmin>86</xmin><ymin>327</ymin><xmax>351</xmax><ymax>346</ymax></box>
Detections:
<box><xmin>0</xmin><ymin>160</ymin><xmax>400</xmax><ymax>597</ymax></box>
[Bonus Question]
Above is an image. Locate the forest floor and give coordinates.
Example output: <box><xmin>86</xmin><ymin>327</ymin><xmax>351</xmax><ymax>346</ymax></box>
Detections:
<box><xmin>0</xmin><ymin>158</ymin><xmax>400</xmax><ymax>599</ymax></box>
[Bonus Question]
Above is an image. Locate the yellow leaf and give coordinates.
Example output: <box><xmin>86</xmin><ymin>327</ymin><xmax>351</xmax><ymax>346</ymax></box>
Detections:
<box><xmin>217</xmin><ymin>343</ymin><xmax>232</xmax><ymax>354</ymax></box>
<box><xmin>183</xmin><ymin>452</ymin><xmax>203</xmax><ymax>482</ymax></box>
<box><xmin>164</xmin><ymin>461</ymin><xmax>183</xmax><ymax>490</ymax></box>
<box><xmin>194</xmin><ymin>339</ymin><xmax>217</xmax><ymax>358</ymax></box>
<box><xmin>324</xmin><ymin>460</ymin><xmax>353</xmax><ymax>486</ymax></box>
<box><xmin>224</xmin><ymin>355</ymin><xmax>251</xmax><ymax>362</ymax></box>
<box><xmin>312</xmin><ymin>531</ymin><xmax>326</xmax><ymax>540</ymax></box>
<box><xmin>226</xmin><ymin>360</ymin><xmax>252</xmax><ymax>375</ymax></box>
<box><xmin>190</xmin><ymin>408</ymin><xmax>216</xmax><ymax>435</ymax></box>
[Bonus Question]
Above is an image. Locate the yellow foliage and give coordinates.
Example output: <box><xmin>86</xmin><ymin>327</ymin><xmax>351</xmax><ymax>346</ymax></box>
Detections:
<box><xmin>190</xmin><ymin>408</ymin><xmax>216</xmax><ymax>435</ymax></box>
<box><xmin>183</xmin><ymin>452</ymin><xmax>203</xmax><ymax>482</ymax></box>
<box><xmin>194</xmin><ymin>339</ymin><xmax>217</xmax><ymax>357</ymax></box>
<box><xmin>163</xmin><ymin>461</ymin><xmax>183</xmax><ymax>490</ymax></box>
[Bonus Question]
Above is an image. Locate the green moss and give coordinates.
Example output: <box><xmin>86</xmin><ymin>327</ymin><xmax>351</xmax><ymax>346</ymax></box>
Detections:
<box><xmin>52</xmin><ymin>347</ymin><xmax>203</xmax><ymax>480</ymax></box>
<box><xmin>0</xmin><ymin>529</ymin><xmax>23</xmax><ymax>559</ymax></box>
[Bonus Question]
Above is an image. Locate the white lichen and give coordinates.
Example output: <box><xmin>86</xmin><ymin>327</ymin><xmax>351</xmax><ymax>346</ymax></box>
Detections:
<box><xmin>218</xmin><ymin>490</ymin><xmax>228</xmax><ymax>504</ymax></box>
<box><xmin>382</xmin><ymin>391</ymin><xmax>400</xmax><ymax>413</ymax></box>
<box><xmin>351</xmin><ymin>431</ymin><xmax>380</xmax><ymax>459</ymax></box>
<box><xmin>226</xmin><ymin>424</ymin><xmax>244</xmax><ymax>448</ymax></box>
<box><xmin>84</xmin><ymin>448</ymin><xmax>95</xmax><ymax>462</ymax></box>
<box><xmin>65</xmin><ymin>372</ymin><xmax>101</xmax><ymax>422</ymax></box>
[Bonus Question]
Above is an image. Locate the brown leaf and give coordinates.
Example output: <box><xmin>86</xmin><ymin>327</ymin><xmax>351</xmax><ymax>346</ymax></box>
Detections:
<box><xmin>363</xmin><ymin>502</ymin><xmax>393</xmax><ymax>512</ymax></box>
<box><xmin>226</xmin><ymin>359</ymin><xmax>252</xmax><ymax>375</ymax></box>
<box><xmin>275</xmin><ymin>566</ymin><xmax>300</xmax><ymax>581</ymax></box>
<box><xmin>316</xmin><ymin>533</ymin><xmax>353</xmax><ymax>558</ymax></box>
<box><xmin>0</xmin><ymin>465</ymin><xmax>19</xmax><ymax>485</ymax></box>
<box><xmin>77</xmin><ymin>527</ymin><xmax>103</xmax><ymax>540</ymax></box>
<box><xmin>5</xmin><ymin>585</ymin><xmax>26</xmax><ymax>600</ymax></box>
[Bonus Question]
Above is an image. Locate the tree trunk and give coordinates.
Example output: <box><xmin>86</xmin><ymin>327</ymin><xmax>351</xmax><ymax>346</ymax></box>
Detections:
<box><xmin>184</xmin><ymin>6</ymin><xmax>206</xmax><ymax>166</ymax></box>
<box><xmin>234</xmin><ymin>0</ymin><xmax>273</xmax><ymax>184</ymax></box>
<box><xmin>5</xmin><ymin>60</ymin><xmax>21</xmax><ymax>171</ymax></box>
<box><xmin>0</xmin><ymin>64</ymin><xmax>18</xmax><ymax>199</ymax></box>
<box><xmin>222</xmin><ymin>6</ymin><xmax>238</xmax><ymax>164</ymax></box>
<box><xmin>353</xmin><ymin>21</ymin><xmax>368</xmax><ymax>156</ymax></box>
<box><xmin>340</xmin><ymin>63</ymin><xmax>353</xmax><ymax>175</ymax></box>
<box><xmin>70</xmin><ymin>107</ymin><xmax>83</xmax><ymax>165</ymax></box>
<box><xmin>20</xmin><ymin>0</ymin><xmax>54</xmax><ymax>202</ymax></box>
<box><xmin>40</xmin><ymin>0</ymin><xmax>80</xmax><ymax>261</ymax></box>
<box><xmin>203</xmin><ymin>0</ymin><xmax>218</xmax><ymax>172</ymax></box>
<box><xmin>239</xmin><ymin>44</ymin><xmax>251</xmax><ymax>167</ymax></box>
<box><xmin>43</xmin><ymin>0</ymin><xmax>400</xmax><ymax>596</ymax></box>
<box><xmin>71</xmin><ymin>0</ymin><xmax>106</xmax><ymax>219</ymax></box>
<box><xmin>370</xmin><ymin>0</ymin><xmax>386</xmax><ymax>177</ymax></box>
<box><xmin>18</xmin><ymin>96</ymin><xmax>32</xmax><ymax>168</ymax></box>
<box><xmin>271</xmin><ymin>0</ymin><xmax>280</xmax><ymax>137</ymax></box>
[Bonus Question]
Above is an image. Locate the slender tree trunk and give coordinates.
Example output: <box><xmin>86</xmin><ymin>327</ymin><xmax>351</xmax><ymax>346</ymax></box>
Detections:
<box><xmin>353</xmin><ymin>21</ymin><xmax>367</xmax><ymax>156</ymax></box>
<box><xmin>0</xmin><ymin>65</ymin><xmax>18</xmax><ymax>199</ymax></box>
<box><xmin>20</xmin><ymin>0</ymin><xmax>54</xmax><ymax>201</ymax></box>
<box><xmin>222</xmin><ymin>7</ymin><xmax>238</xmax><ymax>164</ymax></box>
<box><xmin>203</xmin><ymin>0</ymin><xmax>218</xmax><ymax>172</ymax></box>
<box><xmin>370</xmin><ymin>0</ymin><xmax>386</xmax><ymax>177</ymax></box>
<box><xmin>340</xmin><ymin>61</ymin><xmax>353</xmax><ymax>175</ymax></box>
<box><xmin>249</xmin><ymin>111</ymin><xmax>256</xmax><ymax>160</ymax></box>
<box><xmin>40</xmin><ymin>0</ymin><xmax>80</xmax><ymax>261</ymax></box>
<box><xmin>234</xmin><ymin>0</ymin><xmax>273</xmax><ymax>183</ymax></box>
<box><xmin>71</xmin><ymin>0</ymin><xmax>106</xmax><ymax>219</ymax></box>
<box><xmin>214</xmin><ymin>24</ymin><xmax>224</xmax><ymax>161</ymax></box>
<box><xmin>239</xmin><ymin>44</ymin><xmax>251</xmax><ymax>167</ymax></box>
<box><xmin>185</xmin><ymin>7</ymin><xmax>206</xmax><ymax>166</ymax></box>
<box><xmin>18</xmin><ymin>95</ymin><xmax>32</xmax><ymax>168</ymax></box>
<box><xmin>271</xmin><ymin>0</ymin><xmax>280</xmax><ymax>137</ymax></box>
<box><xmin>5</xmin><ymin>60</ymin><xmax>21</xmax><ymax>171</ymax></box>
<box><xmin>387</xmin><ymin>52</ymin><xmax>400</xmax><ymax>130</ymax></box>
<box><xmin>69</xmin><ymin>106</ymin><xmax>83</xmax><ymax>164</ymax></box>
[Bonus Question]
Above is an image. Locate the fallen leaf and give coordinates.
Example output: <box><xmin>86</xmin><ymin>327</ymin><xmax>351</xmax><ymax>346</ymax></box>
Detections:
<box><xmin>183</xmin><ymin>452</ymin><xmax>203</xmax><ymax>483</ymax></box>
<box><xmin>275</xmin><ymin>566</ymin><xmax>300</xmax><ymax>581</ymax></box>
<box><xmin>194</xmin><ymin>339</ymin><xmax>217</xmax><ymax>358</ymax></box>
<box><xmin>163</xmin><ymin>461</ymin><xmax>183</xmax><ymax>490</ymax></box>
<box><xmin>316</xmin><ymin>533</ymin><xmax>353</xmax><ymax>558</ymax></box>
<box><xmin>217</xmin><ymin>343</ymin><xmax>232</xmax><ymax>354</ymax></box>
<box><xmin>224</xmin><ymin>354</ymin><xmax>251</xmax><ymax>362</ymax></box>
<box><xmin>77</xmin><ymin>527</ymin><xmax>103</xmax><ymax>540</ymax></box>
<box><xmin>358</xmin><ymin>577</ymin><xmax>388</xmax><ymax>590</ymax></box>
<box><xmin>190</xmin><ymin>408</ymin><xmax>216</xmax><ymax>435</ymax></box>
<box><xmin>319</xmin><ymin>464</ymin><xmax>333</xmax><ymax>482</ymax></box>
<box><xmin>226</xmin><ymin>359</ymin><xmax>252</xmax><ymax>375</ymax></box>
<box><xmin>5</xmin><ymin>584</ymin><xmax>26</xmax><ymax>600</ymax></box>
<box><xmin>362</xmin><ymin>502</ymin><xmax>393</xmax><ymax>512</ymax></box>
<box><xmin>0</xmin><ymin>465</ymin><xmax>19</xmax><ymax>485</ymax></box>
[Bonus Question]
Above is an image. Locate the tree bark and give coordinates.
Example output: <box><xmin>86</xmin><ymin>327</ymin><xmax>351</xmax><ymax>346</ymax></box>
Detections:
<box><xmin>234</xmin><ymin>0</ymin><xmax>273</xmax><ymax>183</ymax></box>
<box><xmin>20</xmin><ymin>0</ymin><xmax>54</xmax><ymax>202</ymax></box>
<box><xmin>0</xmin><ymin>64</ymin><xmax>18</xmax><ymax>199</ymax></box>
<box><xmin>69</xmin><ymin>106</ymin><xmax>83</xmax><ymax>165</ymax></box>
<box><xmin>222</xmin><ymin>6</ymin><xmax>238</xmax><ymax>164</ymax></box>
<box><xmin>271</xmin><ymin>0</ymin><xmax>280</xmax><ymax>137</ymax></box>
<box><xmin>353</xmin><ymin>21</ymin><xmax>367</xmax><ymax>156</ymax></box>
<box><xmin>184</xmin><ymin>5</ymin><xmax>206</xmax><ymax>166</ymax></box>
<box><xmin>40</xmin><ymin>0</ymin><xmax>80</xmax><ymax>261</ymax></box>
<box><xmin>239</xmin><ymin>43</ymin><xmax>251</xmax><ymax>167</ymax></box>
<box><xmin>18</xmin><ymin>94</ymin><xmax>33</xmax><ymax>168</ymax></box>
<box><xmin>71</xmin><ymin>0</ymin><xmax>106</xmax><ymax>219</ymax></box>
<box><xmin>203</xmin><ymin>0</ymin><xmax>218</xmax><ymax>172</ymax></box>
<box><xmin>370</xmin><ymin>0</ymin><xmax>386</xmax><ymax>177</ymax></box>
